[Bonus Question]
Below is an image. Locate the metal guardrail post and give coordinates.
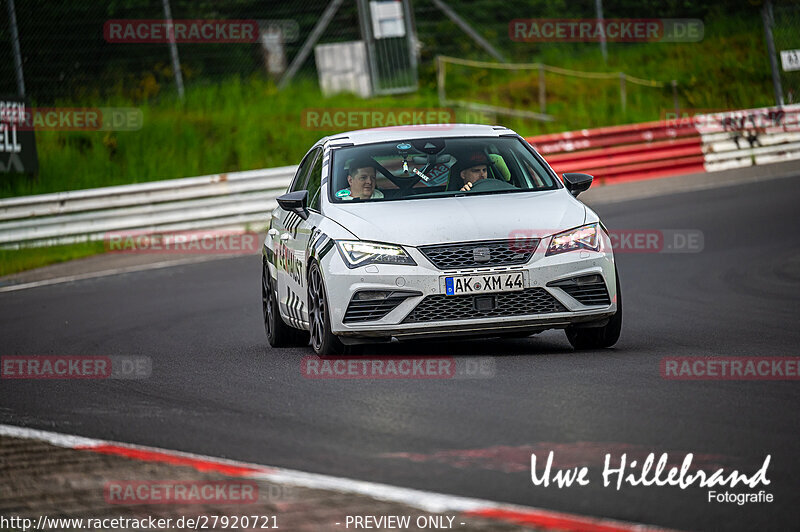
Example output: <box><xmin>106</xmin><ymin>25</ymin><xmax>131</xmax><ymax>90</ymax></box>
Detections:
<box><xmin>539</xmin><ymin>64</ymin><xmax>546</xmax><ymax>115</ymax></box>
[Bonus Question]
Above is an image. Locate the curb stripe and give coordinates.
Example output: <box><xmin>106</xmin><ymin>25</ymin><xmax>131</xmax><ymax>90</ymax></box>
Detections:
<box><xmin>81</xmin><ymin>444</ymin><xmax>269</xmax><ymax>477</ymax></box>
<box><xmin>464</xmin><ymin>508</ymin><xmax>656</xmax><ymax>532</ymax></box>
<box><xmin>0</xmin><ymin>424</ymin><xmax>674</xmax><ymax>532</ymax></box>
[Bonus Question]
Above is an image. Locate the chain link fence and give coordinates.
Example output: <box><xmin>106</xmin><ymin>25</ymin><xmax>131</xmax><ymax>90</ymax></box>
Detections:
<box><xmin>0</xmin><ymin>0</ymin><xmax>363</xmax><ymax>103</ymax></box>
<box><xmin>0</xmin><ymin>0</ymin><xmax>772</xmax><ymax>106</ymax></box>
<box><xmin>772</xmin><ymin>2</ymin><xmax>800</xmax><ymax>104</ymax></box>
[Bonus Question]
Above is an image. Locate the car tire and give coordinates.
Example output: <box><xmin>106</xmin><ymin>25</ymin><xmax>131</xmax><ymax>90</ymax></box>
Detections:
<box><xmin>262</xmin><ymin>257</ymin><xmax>308</xmax><ymax>347</ymax></box>
<box><xmin>307</xmin><ymin>261</ymin><xmax>347</xmax><ymax>356</ymax></box>
<box><xmin>565</xmin><ymin>268</ymin><xmax>622</xmax><ymax>350</ymax></box>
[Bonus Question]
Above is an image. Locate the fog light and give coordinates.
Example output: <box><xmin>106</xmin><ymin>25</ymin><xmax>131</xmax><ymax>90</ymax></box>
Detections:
<box><xmin>574</xmin><ymin>274</ymin><xmax>604</xmax><ymax>286</ymax></box>
<box><xmin>353</xmin><ymin>291</ymin><xmax>393</xmax><ymax>301</ymax></box>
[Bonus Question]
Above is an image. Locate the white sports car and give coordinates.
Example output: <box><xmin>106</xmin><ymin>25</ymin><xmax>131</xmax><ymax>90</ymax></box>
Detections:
<box><xmin>262</xmin><ymin>124</ymin><xmax>621</xmax><ymax>355</ymax></box>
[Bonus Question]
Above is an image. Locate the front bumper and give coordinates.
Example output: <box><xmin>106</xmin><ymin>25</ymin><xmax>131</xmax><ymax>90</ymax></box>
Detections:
<box><xmin>322</xmin><ymin>239</ymin><xmax>617</xmax><ymax>339</ymax></box>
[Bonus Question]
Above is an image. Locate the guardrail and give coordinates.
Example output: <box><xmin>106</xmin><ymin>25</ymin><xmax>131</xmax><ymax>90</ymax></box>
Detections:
<box><xmin>526</xmin><ymin>104</ymin><xmax>800</xmax><ymax>183</ymax></box>
<box><xmin>0</xmin><ymin>166</ymin><xmax>297</xmax><ymax>248</ymax></box>
<box><xmin>3</xmin><ymin>105</ymin><xmax>799</xmax><ymax>249</ymax></box>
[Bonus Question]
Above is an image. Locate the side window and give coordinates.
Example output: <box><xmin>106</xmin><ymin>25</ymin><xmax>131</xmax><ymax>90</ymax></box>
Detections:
<box><xmin>289</xmin><ymin>148</ymin><xmax>319</xmax><ymax>193</ymax></box>
<box><xmin>307</xmin><ymin>151</ymin><xmax>324</xmax><ymax>211</ymax></box>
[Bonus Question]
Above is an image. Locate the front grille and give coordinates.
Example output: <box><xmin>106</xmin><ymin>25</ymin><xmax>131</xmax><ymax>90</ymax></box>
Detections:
<box><xmin>343</xmin><ymin>292</ymin><xmax>416</xmax><ymax>323</ymax></box>
<box><xmin>548</xmin><ymin>275</ymin><xmax>611</xmax><ymax>306</ymax></box>
<box><xmin>419</xmin><ymin>239</ymin><xmax>538</xmax><ymax>270</ymax></box>
<box><xmin>403</xmin><ymin>288</ymin><xmax>566</xmax><ymax>323</ymax></box>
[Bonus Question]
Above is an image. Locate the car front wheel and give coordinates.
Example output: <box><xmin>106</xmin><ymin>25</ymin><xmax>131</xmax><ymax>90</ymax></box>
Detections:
<box><xmin>307</xmin><ymin>262</ymin><xmax>347</xmax><ymax>356</ymax></box>
<box><xmin>565</xmin><ymin>268</ymin><xmax>622</xmax><ymax>350</ymax></box>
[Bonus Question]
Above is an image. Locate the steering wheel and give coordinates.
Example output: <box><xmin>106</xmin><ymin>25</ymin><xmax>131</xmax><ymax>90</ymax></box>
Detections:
<box><xmin>465</xmin><ymin>178</ymin><xmax>516</xmax><ymax>192</ymax></box>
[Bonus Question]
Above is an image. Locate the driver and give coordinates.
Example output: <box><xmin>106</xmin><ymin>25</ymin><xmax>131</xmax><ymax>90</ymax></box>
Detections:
<box><xmin>458</xmin><ymin>152</ymin><xmax>490</xmax><ymax>192</ymax></box>
<box><xmin>344</xmin><ymin>158</ymin><xmax>384</xmax><ymax>200</ymax></box>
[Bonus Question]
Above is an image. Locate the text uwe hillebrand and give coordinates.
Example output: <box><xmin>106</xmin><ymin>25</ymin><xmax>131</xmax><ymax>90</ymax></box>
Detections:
<box><xmin>531</xmin><ymin>451</ymin><xmax>770</xmax><ymax>490</ymax></box>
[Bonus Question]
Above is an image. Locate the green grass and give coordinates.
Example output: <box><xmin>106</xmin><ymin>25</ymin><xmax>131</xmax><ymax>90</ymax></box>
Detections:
<box><xmin>0</xmin><ymin>12</ymin><xmax>774</xmax><ymax>201</ymax></box>
<box><xmin>1</xmin><ymin>79</ymin><xmax>442</xmax><ymax>198</ymax></box>
<box><xmin>442</xmin><ymin>14</ymin><xmax>774</xmax><ymax>134</ymax></box>
<box><xmin>0</xmin><ymin>9</ymin><xmax>777</xmax><ymax>275</ymax></box>
<box><xmin>0</xmin><ymin>242</ymin><xmax>107</xmax><ymax>277</ymax></box>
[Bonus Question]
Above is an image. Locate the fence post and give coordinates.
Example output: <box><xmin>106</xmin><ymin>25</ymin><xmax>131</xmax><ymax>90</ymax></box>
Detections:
<box><xmin>161</xmin><ymin>0</ymin><xmax>185</xmax><ymax>100</ymax></box>
<box><xmin>671</xmin><ymin>79</ymin><xmax>679</xmax><ymax>116</ymax></box>
<box><xmin>761</xmin><ymin>0</ymin><xmax>784</xmax><ymax>107</ymax></box>
<box><xmin>6</xmin><ymin>0</ymin><xmax>25</xmax><ymax>97</ymax></box>
<box><xmin>619</xmin><ymin>73</ymin><xmax>626</xmax><ymax>114</ymax></box>
<box><xmin>437</xmin><ymin>56</ymin><xmax>446</xmax><ymax>105</ymax></box>
<box><xmin>538</xmin><ymin>64</ymin><xmax>546</xmax><ymax>114</ymax></box>
<box><xmin>278</xmin><ymin>0</ymin><xmax>344</xmax><ymax>90</ymax></box>
<box><xmin>431</xmin><ymin>0</ymin><xmax>507</xmax><ymax>63</ymax></box>
<box><xmin>595</xmin><ymin>0</ymin><xmax>607</xmax><ymax>63</ymax></box>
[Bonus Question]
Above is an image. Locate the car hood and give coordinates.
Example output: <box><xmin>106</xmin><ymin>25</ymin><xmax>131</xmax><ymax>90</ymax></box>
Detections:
<box><xmin>323</xmin><ymin>190</ymin><xmax>587</xmax><ymax>247</ymax></box>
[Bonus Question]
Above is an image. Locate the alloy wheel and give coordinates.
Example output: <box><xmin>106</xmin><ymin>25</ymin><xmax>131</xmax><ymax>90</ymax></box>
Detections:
<box><xmin>308</xmin><ymin>266</ymin><xmax>326</xmax><ymax>351</ymax></box>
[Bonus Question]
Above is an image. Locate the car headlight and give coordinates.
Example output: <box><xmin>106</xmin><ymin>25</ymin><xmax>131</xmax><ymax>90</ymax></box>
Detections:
<box><xmin>336</xmin><ymin>240</ymin><xmax>417</xmax><ymax>268</ymax></box>
<box><xmin>546</xmin><ymin>223</ymin><xmax>600</xmax><ymax>256</ymax></box>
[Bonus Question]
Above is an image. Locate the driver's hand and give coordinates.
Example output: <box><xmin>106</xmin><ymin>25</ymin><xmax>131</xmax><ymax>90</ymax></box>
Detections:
<box><xmin>460</xmin><ymin>181</ymin><xmax>473</xmax><ymax>192</ymax></box>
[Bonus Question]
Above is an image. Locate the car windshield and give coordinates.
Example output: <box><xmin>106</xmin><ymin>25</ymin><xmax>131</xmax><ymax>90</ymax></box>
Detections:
<box><xmin>329</xmin><ymin>137</ymin><xmax>560</xmax><ymax>203</ymax></box>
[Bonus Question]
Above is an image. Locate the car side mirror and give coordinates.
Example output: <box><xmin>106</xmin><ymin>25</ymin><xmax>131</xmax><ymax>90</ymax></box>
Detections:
<box><xmin>277</xmin><ymin>190</ymin><xmax>309</xmax><ymax>220</ymax></box>
<box><xmin>563</xmin><ymin>173</ymin><xmax>593</xmax><ymax>197</ymax></box>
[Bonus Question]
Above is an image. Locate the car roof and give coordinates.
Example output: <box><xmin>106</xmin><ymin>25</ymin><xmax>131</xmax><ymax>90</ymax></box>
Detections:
<box><xmin>318</xmin><ymin>124</ymin><xmax>518</xmax><ymax>148</ymax></box>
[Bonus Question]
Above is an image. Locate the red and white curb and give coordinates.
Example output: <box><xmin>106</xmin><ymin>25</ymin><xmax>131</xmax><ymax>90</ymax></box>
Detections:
<box><xmin>0</xmin><ymin>424</ymin><xmax>674</xmax><ymax>532</ymax></box>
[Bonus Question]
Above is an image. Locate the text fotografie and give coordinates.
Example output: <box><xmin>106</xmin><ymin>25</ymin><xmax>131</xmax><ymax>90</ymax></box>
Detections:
<box><xmin>531</xmin><ymin>452</ymin><xmax>771</xmax><ymax>490</ymax></box>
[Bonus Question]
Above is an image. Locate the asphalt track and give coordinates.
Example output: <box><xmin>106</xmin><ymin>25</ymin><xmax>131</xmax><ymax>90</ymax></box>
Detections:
<box><xmin>2</xmin><ymin>175</ymin><xmax>800</xmax><ymax>531</ymax></box>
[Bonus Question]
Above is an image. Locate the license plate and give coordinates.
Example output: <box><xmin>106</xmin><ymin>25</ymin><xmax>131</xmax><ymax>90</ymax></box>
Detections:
<box><xmin>445</xmin><ymin>272</ymin><xmax>525</xmax><ymax>296</ymax></box>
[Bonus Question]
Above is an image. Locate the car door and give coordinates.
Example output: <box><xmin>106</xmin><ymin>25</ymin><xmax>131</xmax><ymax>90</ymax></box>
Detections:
<box><xmin>272</xmin><ymin>148</ymin><xmax>318</xmax><ymax>328</ymax></box>
<box><xmin>283</xmin><ymin>148</ymin><xmax>325</xmax><ymax>328</ymax></box>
